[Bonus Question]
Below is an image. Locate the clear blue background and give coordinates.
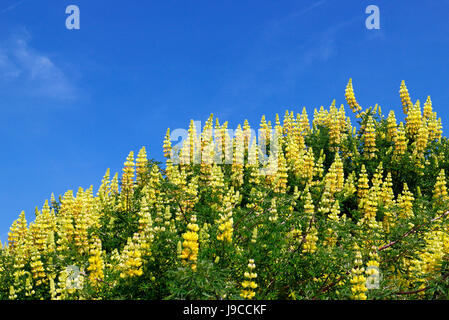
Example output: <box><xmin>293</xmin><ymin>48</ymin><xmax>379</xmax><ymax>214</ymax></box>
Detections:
<box><xmin>1</xmin><ymin>0</ymin><xmax>449</xmax><ymax>242</ymax></box>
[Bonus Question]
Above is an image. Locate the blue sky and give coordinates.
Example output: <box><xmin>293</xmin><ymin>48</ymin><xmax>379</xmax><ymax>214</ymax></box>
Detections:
<box><xmin>1</xmin><ymin>0</ymin><xmax>449</xmax><ymax>242</ymax></box>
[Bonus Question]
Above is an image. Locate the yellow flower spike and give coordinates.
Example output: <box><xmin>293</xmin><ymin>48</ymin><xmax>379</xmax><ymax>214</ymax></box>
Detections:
<box><xmin>399</xmin><ymin>80</ymin><xmax>413</xmax><ymax>114</ymax></box>
<box><xmin>303</xmin><ymin>190</ymin><xmax>315</xmax><ymax>218</ymax></box>
<box><xmin>180</xmin><ymin>215</ymin><xmax>200</xmax><ymax>271</ymax></box>
<box><xmin>87</xmin><ymin>237</ymin><xmax>104</xmax><ymax>286</ymax></box>
<box><xmin>302</xmin><ymin>226</ymin><xmax>318</xmax><ymax>254</ymax></box>
<box><xmin>415</xmin><ymin>120</ymin><xmax>428</xmax><ymax>157</ymax></box>
<box><xmin>163</xmin><ymin>128</ymin><xmax>172</xmax><ymax>161</ymax></box>
<box><xmin>363</xmin><ymin>116</ymin><xmax>377</xmax><ymax>159</ymax></box>
<box><xmin>423</xmin><ymin>96</ymin><xmax>433</xmax><ymax>120</ymax></box>
<box><xmin>350</xmin><ymin>247</ymin><xmax>367</xmax><ymax>300</ymax></box>
<box><xmin>357</xmin><ymin>165</ymin><xmax>369</xmax><ymax>202</ymax></box>
<box><xmin>345</xmin><ymin>78</ymin><xmax>362</xmax><ymax>114</ymax></box>
<box><xmin>313</xmin><ymin>151</ymin><xmax>325</xmax><ymax>180</ymax></box>
<box><xmin>397</xmin><ymin>183</ymin><xmax>414</xmax><ymax>219</ymax></box>
<box><xmin>386</xmin><ymin>110</ymin><xmax>397</xmax><ymax>141</ymax></box>
<box><xmin>273</xmin><ymin>150</ymin><xmax>288</xmax><ymax>193</ymax></box>
<box><xmin>241</xmin><ymin>259</ymin><xmax>257</xmax><ymax>299</ymax></box>
<box><xmin>300</xmin><ymin>148</ymin><xmax>315</xmax><ymax>181</ymax></box>
<box><xmin>433</xmin><ymin>169</ymin><xmax>449</xmax><ymax>206</ymax></box>
<box><xmin>110</xmin><ymin>172</ymin><xmax>119</xmax><ymax>195</ymax></box>
<box><xmin>8</xmin><ymin>211</ymin><xmax>28</xmax><ymax>250</ymax></box>
<box><xmin>329</xmin><ymin>107</ymin><xmax>342</xmax><ymax>149</ymax></box>
<box><xmin>97</xmin><ymin>168</ymin><xmax>111</xmax><ymax>202</ymax></box>
<box><xmin>393</xmin><ymin>122</ymin><xmax>408</xmax><ymax>158</ymax></box>
<box><xmin>299</xmin><ymin>107</ymin><xmax>310</xmax><ymax>133</ymax></box>
<box><xmin>120</xmin><ymin>151</ymin><xmax>135</xmax><ymax>210</ymax></box>
<box><xmin>405</xmin><ymin>100</ymin><xmax>422</xmax><ymax>139</ymax></box>
<box><xmin>120</xmin><ymin>235</ymin><xmax>146</xmax><ymax>278</ymax></box>
<box><xmin>343</xmin><ymin>172</ymin><xmax>357</xmax><ymax>197</ymax></box>
<box><xmin>136</xmin><ymin>146</ymin><xmax>149</xmax><ymax>185</ymax></box>
<box><xmin>30</xmin><ymin>247</ymin><xmax>46</xmax><ymax>286</ymax></box>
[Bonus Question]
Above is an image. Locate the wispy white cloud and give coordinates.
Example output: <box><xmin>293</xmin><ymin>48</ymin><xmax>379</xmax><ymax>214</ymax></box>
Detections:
<box><xmin>262</xmin><ymin>1</ymin><xmax>327</xmax><ymax>39</ymax></box>
<box><xmin>1</xmin><ymin>0</ymin><xmax>26</xmax><ymax>14</ymax></box>
<box><xmin>0</xmin><ymin>31</ymin><xmax>76</xmax><ymax>101</ymax></box>
<box><xmin>298</xmin><ymin>17</ymin><xmax>359</xmax><ymax>67</ymax></box>
<box><xmin>215</xmin><ymin>8</ymin><xmax>360</xmax><ymax>112</ymax></box>
<box><xmin>292</xmin><ymin>0</ymin><xmax>327</xmax><ymax>18</ymax></box>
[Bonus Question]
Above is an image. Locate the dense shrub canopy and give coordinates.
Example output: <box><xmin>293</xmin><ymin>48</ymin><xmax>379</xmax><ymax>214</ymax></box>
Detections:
<box><xmin>2</xmin><ymin>79</ymin><xmax>449</xmax><ymax>300</ymax></box>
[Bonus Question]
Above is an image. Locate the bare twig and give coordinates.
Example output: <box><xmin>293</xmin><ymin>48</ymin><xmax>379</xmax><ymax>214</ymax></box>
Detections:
<box><xmin>378</xmin><ymin>209</ymin><xmax>449</xmax><ymax>251</ymax></box>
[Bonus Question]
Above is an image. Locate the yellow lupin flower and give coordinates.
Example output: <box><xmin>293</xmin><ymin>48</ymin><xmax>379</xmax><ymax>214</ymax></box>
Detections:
<box><xmin>216</xmin><ymin>191</ymin><xmax>234</xmax><ymax>243</ymax></box>
<box><xmin>8</xmin><ymin>211</ymin><xmax>28</xmax><ymax>250</ymax></box>
<box><xmin>136</xmin><ymin>146</ymin><xmax>149</xmax><ymax>185</ymax></box>
<box><xmin>300</xmin><ymin>148</ymin><xmax>315</xmax><ymax>181</ymax></box>
<box><xmin>163</xmin><ymin>128</ymin><xmax>172</xmax><ymax>161</ymax></box>
<box><xmin>299</xmin><ymin>107</ymin><xmax>310</xmax><ymax>133</ymax></box>
<box><xmin>405</xmin><ymin>101</ymin><xmax>422</xmax><ymax>139</ymax></box>
<box><xmin>303</xmin><ymin>190</ymin><xmax>315</xmax><ymax>217</ymax></box>
<box><xmin>274</xmin><ymin>150</ymin><xmax>288</xmax><ymax>193</ymax></box>
<box><xmin>120</xmin><ymin>151</ymin><xmax>135</xmax><ymax>210</ymax></box>
<box><xmin>345</xmin><ymin>78</ymin><xmax>362</xmax><ymax>115</ymax></box>
<box><xmin>180</xmin><ymin>215</ymin><xmax>200</xmax><ymax>271</ymax></box>
<box><xmin>399</xmin><ymin>80</ymin><xmax>413</xmax><ymax>114</ymax></box>
<box><xmin>415</xmin><ymin>120</ymin><xmax>428</xmax><ymax>156</ymax></box>
<box><xmin>386</xmin><ymin>110</ymin><xmax>397</xmax><ymax>141</ymax></box>
<box><xmin>30</xmin><ymin>247</ymin><xmax>46</xmax><ymax>286</ymax></box>
<box><xmin>240</xmin><ymin>259</ymin><xmax>257</xmax><ymax>299</ymax></box>
<box><xmin>380</xmin><ymin>172</ymin><xmax>395</xmax><ymax>211</ymax></box>
<box><xmin>433</xmin><ymin>169</ymin><xmax>449</xmax><ymax>206</ymax></box>
<box><xmin>365</xmin><ymin>250</ymin><xmax>380</xmax><ymax>291</ymax></box>
<box><xmin>87</xmin><ymin>238</ymin><xmax>104</xmax><ymax>286</ymax></box>
<box><xmin>313</xmin><ymin>151</ymin><xmax>325</xmax><ymax>180</ymax></box>
<box><xmin>350</xmin><ymin>245</ymin><xmax>367</xmax><ymax>300</ymax></box>
<box><xmin>97</xmin><ymin>168</ymin><xmax>111</xmax><ymax>202</ymax></box>
<box><xmin>423</xmin><ymin>96</ymin><xmax>433</xmax><ymax>120</ymax></box>
<box><xmin>397</xmin><ymin>183</ymin><xmax>414</xmax><ymax>219</ymax></box>
<box><xmin>357</xmin><ymin>165</ymin><xmax>370</xmax><ymax>202</ymax></box>
<box><xmin>393</xmin><ymin>122</ymin><xmax>408</xmax><ymax>158</ymax></box>
<box><xmin>343</xmin><ymin>172</ymin><xmax>357</xmax><ymax>197</ymax></box>
<box><xmin>363</xmin><ymin>116</ymin><xmax>377</xmax><ymax>159</ymax></box>
<box><xmin>302</xmin><ymin>225</ymin><xmax>318</xmax><ymax>254</ymax></box>
<box><xmin>329</xmin><ymin>106</ymin><xmax>342</xmax><ymax>148</ymax></box>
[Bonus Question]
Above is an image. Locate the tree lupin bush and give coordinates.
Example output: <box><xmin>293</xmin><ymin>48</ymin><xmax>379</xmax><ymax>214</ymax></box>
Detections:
<box><xmin>1</xmin><ymin>79</ymin><xmax>449</xmax><ymax>300</ymax></box>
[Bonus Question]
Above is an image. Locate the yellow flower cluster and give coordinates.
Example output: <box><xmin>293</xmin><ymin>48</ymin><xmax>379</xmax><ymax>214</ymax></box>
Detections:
<box><xmin>87</xmin><ymin>238</ymin><xmax>104</xmax><ymax>285</ymax></box>
<box><xmin>393</xmin><ymin>122</ymin><xmax>408</xmax><ymax>158</ymax></box>
<box><xmin>350</xmin><ymin>246</ymin><xmax>367</xmax><ymax>300</ymax></box>
<box><xmin>180</xmin><ymin>215</ymin><xmax>200</xmax><ymax>271</ymax></box>
<box><xmin>216</xmin><ymin>195</ymin><xmax>234</xmax><ymax>243</ymax></box>
<box><xmin>136</xmin><ymin>146</ymin><xmax>149</xmax><ymax>185</ymax></box>
<box><xmin>397</xmin><ymin>183</ymin><xmax>414</xmax><ymax>219</ymax></box>
<box><xmin>121</xmin><ymin>151</ymin><xmax>136</xmax><ymax>210</ymax></box>
<box><xmin>240</xmin><ymin>259</ymin><xmax>257</xmax><ymax>299</ymax></box>
<box><xmin>120</xmin><ymin>235</ymin><xmax>145</xmax><ymax>278</ymax></box>
<box><xmin>302</xmin><ymin>226</ymin><xmax>318</xmax><ymax>254</ymax></box>
<box><xmin>386</xmin><ymin>111</ymin><xmax>397</xmax><ymax>140</ymax></box>
<box><xmin>345</xmin><ymin>78</ymin><xmax>362</xmax><ymax>114</ymax></box>
<box><xmin>363</xmin><ymin>116</ymin><xmax>377</xmax><ymax>159</ymax></box>
<box><xmin>399</xmin><ymin>80</ymin><xmax>413</xmax><ymax>114</ymax></box>
<box><xmin>410</xmin><ymin>226</ymin><xmax>449</xmax><ymax>291</ymax></box>
<box><xmin>433</xmin><ymin>170</ymin><xmax>449</xmax><ymax>205</ymax></box>
<box><xmin>365</xmin><ymin>250</ymin><xmax>380</xmax><ymax>290</ymax></box>
<box><xmin>2</xmin><ymin>79</ymin><xmax>449</xmax><ymax>300</ymax></box>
